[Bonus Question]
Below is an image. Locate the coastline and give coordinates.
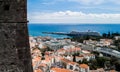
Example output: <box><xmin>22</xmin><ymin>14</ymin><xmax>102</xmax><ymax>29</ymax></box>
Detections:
<box><xmin>28</xmin><ymin>24</ymin><xmax>120</xmax><ymax>38</ymax></box>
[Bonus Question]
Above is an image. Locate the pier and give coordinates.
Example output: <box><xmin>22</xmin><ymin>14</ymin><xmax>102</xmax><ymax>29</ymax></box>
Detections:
<box><xmin>42</xmin><ymin>31</ymin><xmax>101</xmax><ymax>37</ymax></box>
<box><xmin>42</xmin><ymin>32</ymin><xmax>67</xmax><ymax>35</ymax></box>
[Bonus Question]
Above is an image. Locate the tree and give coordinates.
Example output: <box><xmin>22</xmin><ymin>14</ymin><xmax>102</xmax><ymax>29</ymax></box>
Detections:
<box><xmin>107</xmin><ymin>31</ymin><xmax>111</xmax><ymax>38</ymax></box>
<box><xmin>114</xmin><ymin>60</ymin><xmax>120</xmax><ymax>71</ymax></box>
<box><xmin>102</xmin><ymin>33</ymin><xmax>107</xmax><ymax>38</ymax></box>
<box><xmin>73</xmin><ymin>55</ymin><xmax>76</xmax><ymax>62</ymax></box>
<box><xmin>89</xmin><ymin>59</ymin><xmax>98</xmax><ymax>70</ymax></box>
<box><xmin>96</xmin><ymin>57</ymin><xmax>105</xmax><ymax>67</ymax></box>
<box><xmin>82</xmin><ymin>59</ymin><xmax>88</xmax><ymax>64</ymax></box>
<box><xmin>114</xmin><ymin>40</ymin><xmax>120</xmax><ymax>50</ymax></box>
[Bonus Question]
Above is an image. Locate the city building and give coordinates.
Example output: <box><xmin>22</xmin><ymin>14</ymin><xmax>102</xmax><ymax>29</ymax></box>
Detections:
<box><xmin>80</xmin><ymin>64</ymin><xmax>90</xmax><ymax>72</ymax></box>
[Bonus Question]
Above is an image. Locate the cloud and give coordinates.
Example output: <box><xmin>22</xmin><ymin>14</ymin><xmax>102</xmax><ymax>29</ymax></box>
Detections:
<box><xmin>42</xmin><ymin>2</ymin><xmax>56</xmax><ymax>5</ymax></box>
<box><xmin>41</xmin><ymin>0</ymin><xmax>65</xmax><ymax>5</ymax></box>
<box><xmin>67</xmin><ymin>0</ymin><xmax>105</xmax><ymax>5</ymax></box>
<box><xmin>28</xmin><ymin>11</ymin><xmax>120</xmax><ymax>24</ymax></box>
<box><xmin>66</xmin><ymin>0</ymin><xmax>120</xmax><ymax>5</ymax></box>
<box><xmin>110</xmin><ymin>0</ymin><xmax>120</xmax><ymax>4</ymax></box>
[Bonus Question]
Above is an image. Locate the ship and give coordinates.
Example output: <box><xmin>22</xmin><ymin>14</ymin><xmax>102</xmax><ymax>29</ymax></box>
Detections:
<box><xmin>42</xmin><ymin>30</ymin><xmax>101</xmax><ymax>37</ymax></box>
<box><xmin>67</xmin><ymin>30</ymin><xmax>101</xmax><ymax>37</ymax></box>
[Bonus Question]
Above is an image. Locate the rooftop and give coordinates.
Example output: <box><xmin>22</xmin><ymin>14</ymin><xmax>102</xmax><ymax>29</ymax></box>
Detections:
<box><xmin>51</xmin><ymin>67</ymin><xmax>72</xmax><ymax>72</ymax></box>
<box><xmin>80</xmin><ymin>64</ymin><xmax>89</xmax><ymax>69</ymax></box>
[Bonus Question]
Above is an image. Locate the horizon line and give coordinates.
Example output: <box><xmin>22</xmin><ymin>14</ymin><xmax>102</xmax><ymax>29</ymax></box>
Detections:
<box><xmin>28</xmin><ymin>23</ymin><xmax>120</xmax><ymax>25</ymax></box>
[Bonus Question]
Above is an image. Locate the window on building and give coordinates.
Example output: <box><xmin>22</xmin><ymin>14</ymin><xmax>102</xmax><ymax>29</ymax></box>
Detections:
<box><xmin>70</xmin><ymin>65</ymin><xmax>73</xmax><ymax>70</ymax></box>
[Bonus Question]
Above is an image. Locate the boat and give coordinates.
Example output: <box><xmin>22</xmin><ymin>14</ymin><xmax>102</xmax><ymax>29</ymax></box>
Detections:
<box><xmin>67</xmin><ymin>31</ymin><xmax>101</xmax><ymax>37</ymax></box>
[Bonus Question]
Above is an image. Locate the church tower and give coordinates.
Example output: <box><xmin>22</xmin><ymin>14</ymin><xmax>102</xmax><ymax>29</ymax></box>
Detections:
<box><xmin>0</xmin><ymin>0</ymin><xmax>33</xmax><ymax>72</ymax></box>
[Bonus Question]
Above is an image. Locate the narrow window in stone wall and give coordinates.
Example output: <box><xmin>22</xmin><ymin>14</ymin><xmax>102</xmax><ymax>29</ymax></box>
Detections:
<box><xmin>4</xmin><ymin>4</ymin><xmax>10</xmax><ymax>11</ymax></box>
<box><xmin>0</xmin><ymin>1</ymin><xmax>3</xmax><ymax>5</ymax></box>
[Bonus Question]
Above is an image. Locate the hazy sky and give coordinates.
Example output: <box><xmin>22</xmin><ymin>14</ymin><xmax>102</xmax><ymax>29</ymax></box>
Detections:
<box><xmin>28</xmin><ymin>0</ymin><xmax>120</xmax><ymax>24</ymax></box>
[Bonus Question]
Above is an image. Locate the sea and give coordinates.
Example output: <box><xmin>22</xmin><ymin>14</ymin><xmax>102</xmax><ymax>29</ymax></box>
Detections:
<box><xmin>28</xmin><ymin>24</ymin><xmax>120</xmax><ymax>38</ymax></box>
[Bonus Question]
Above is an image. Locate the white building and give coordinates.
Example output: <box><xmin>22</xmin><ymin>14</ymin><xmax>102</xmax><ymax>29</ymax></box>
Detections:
<box><xmin>114</xmin><ymin>36</ymin><xmax>120</xmax><ymax>40</ymax></box>
<box><xmin>80</xmin><ymin>64</ymin><xmax>90</xmax><ymax>72</ymax></box>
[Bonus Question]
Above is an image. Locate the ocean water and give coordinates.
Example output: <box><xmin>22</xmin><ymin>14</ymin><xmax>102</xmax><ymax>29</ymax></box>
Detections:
<box><xmin>28</xmin><ymin>24</ymin><xmax>120</xmax><ymax>38</ymax></box>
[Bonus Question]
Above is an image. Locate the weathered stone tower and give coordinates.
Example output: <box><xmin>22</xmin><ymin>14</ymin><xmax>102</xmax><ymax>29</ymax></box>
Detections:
<box><xmin>0</xmin><ymin>0</ymin><xmax>33</xmax><ymax>72</ymax></box>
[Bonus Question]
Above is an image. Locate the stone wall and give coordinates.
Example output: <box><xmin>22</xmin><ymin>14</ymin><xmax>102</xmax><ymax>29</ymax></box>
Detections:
<box><xmin>0</xmin><ymin>0</ymin><xmax>33</xmax><ymax>72</ymax></box>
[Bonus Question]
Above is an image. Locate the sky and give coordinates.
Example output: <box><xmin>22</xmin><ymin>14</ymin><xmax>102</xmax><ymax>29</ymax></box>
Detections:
<box><xmin>28</xmin><ymin>0</ymin><xmax>120</xmax><ymax>24</ymax></box>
